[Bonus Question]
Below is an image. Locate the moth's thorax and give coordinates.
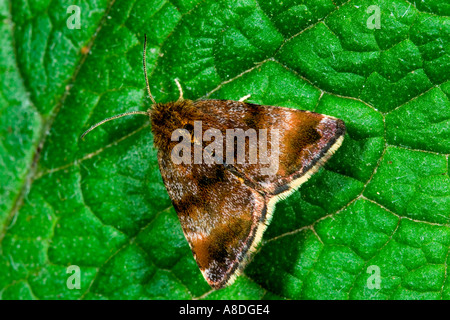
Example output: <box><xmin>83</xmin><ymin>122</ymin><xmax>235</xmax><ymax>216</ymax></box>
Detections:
<box><xmin>150</xmin><ymin>99</ymin><xmax>201</xmax><ymax>151</ymax></box>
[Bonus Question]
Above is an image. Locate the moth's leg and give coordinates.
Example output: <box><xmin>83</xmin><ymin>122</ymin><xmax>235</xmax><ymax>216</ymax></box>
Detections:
<box><xmin>174</xmin><ymin>79</ymin><xmax>184</xmax><ymax>101</ymax></box>
<box><xmin>238</xmin><ymin>94</ymin><xmax>251</xmax><ymax>102</ymax></box>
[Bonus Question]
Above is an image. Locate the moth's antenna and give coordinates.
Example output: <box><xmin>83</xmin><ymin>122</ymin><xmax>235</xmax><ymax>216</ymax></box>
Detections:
<box><xmin>80</xmin><ymin>35</ymin><xmax>156</xmax><ymax>141</ymax></box>
<box><xmin>143</xmin><ymin>34</ymin><xmax>156</xmax><ymax>105</ymax></box>
<box><xmin>80</xmin><ymin>111</ymin><xmax>149</xmax><ymax>139</ymax></box>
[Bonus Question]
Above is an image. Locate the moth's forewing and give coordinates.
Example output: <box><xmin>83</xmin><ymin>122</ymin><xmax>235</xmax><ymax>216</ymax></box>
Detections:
<box><xmin>157</xmin><ymin>151</ymin><xmax>266</xmax><ymax>289</ymax></box>
<box><xmin>194</xmin><ymin>100</ymin><xmax>346</xmax><ymax>195</ymax></box>
<box><xmin>154</xmin><ymin>99</ymin><xmax>345</xmax><ymax>288</ymax></box>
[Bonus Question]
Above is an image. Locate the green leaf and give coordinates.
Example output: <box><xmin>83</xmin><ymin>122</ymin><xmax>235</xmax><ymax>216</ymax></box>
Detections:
<box><xmin>0</xmin><ymin>0</ymin><xmax>449</xmax><ymax>300</ymax></box>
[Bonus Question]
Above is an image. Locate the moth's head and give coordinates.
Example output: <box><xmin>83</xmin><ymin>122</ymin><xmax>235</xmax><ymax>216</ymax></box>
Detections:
<box><xmin>150</xmin><ymin>99</ymin><xmax>201</xmax><ymax>151</ymax></box>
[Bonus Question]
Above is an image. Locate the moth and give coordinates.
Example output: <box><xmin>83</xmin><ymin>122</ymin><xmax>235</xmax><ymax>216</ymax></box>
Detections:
<box><xmin>81</xmin><ymin>35</ymin><xmax>346</xmax><ymax>289</ymax></box>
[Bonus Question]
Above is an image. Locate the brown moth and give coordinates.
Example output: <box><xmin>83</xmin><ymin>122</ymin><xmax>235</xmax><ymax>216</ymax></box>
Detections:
<box><xmin>81</xmin><ymin>35</ymin><xmax>346</xmax><ymax>289</ymax></box>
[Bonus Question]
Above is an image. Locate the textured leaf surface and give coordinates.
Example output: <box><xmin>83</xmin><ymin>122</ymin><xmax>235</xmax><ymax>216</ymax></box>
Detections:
<box><xmin>0</xmin><ymin>0</ymin><xmax>449</xmax><ymax>299</ymax></box>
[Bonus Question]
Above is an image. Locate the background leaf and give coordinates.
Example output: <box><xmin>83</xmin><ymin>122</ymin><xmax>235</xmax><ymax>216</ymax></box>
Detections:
<box><xmin>0</xmin><ymin>0</ymin><xmax>449</xmax><ymax>300</ymax></box>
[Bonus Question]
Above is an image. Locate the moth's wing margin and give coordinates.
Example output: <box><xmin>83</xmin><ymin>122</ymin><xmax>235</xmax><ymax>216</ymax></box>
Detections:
<box><xmin>157</xmin><ymin>151</ymin><xmax>268</xmax><ymax>289</ymax></box>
